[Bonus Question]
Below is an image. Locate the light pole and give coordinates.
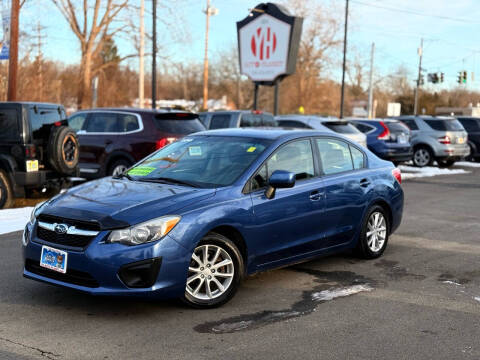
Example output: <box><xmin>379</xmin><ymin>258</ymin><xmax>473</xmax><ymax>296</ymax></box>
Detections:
<box><xmin>202</xmin><ymin>0</ymin><xmax>218</xmax><ymax>110</ymax></box>
<box><xmin>152</xmin><ymin>0</ymin><xmax>157</xmax><ymax>109</ymax></box>
<box><xmin>340</xmin><ymin>0</ymin><xmax>349</xmax><ymax>119</ymax></box>
<box><xmin>139</xmin><ymin>0</ymin><xmax>145</xmax><ymax>108</ymax></box>
<box><xmin>7</xmin><ymin>0</ymin><xmax>19</xmax><ymax>101</ymax></box>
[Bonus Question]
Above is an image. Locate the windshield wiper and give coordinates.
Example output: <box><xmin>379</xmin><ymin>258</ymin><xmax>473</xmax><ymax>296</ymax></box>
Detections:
<box><xmin>138</xmin><ymin>177</ymin><xmax>200</xmax><ymax>188</ymax></box>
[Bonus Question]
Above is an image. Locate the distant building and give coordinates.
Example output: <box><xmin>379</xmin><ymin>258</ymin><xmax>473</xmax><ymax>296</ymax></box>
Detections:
<box><xmin>435</xmin><ymin>104</ymin><xmax>480</xmax><ymax>117</ymax></box>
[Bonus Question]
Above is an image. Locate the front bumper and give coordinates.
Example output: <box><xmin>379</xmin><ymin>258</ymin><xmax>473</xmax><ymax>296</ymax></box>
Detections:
<box><xmin>22</xmin><ymin>222</ymin><xmax>190</xmax><ymax>298</ymax></box>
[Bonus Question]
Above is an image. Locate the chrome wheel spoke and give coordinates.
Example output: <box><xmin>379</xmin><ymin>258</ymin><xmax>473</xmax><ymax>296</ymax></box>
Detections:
<box><xmin>192</xmin><ymin>278</ymin><xmax>204</xmax><ymax>296</ymax></box>
<box><xmin>212</xmin><ymin>259</ymin><xmax>232</xmax><ymax>269</ymax></box>
<box><xmin>211</xmin><ymin>247</ymin><xmax>221</xmax><ymax>264</ymax></box>
<box><xmin>366</xmin><ymin>212</ymin><xmax>387</xmax><ymax>253</ymax></box>
<box><xmin>215</xmin><ymin>271</ymin><xmax>234</xmax><ymax>278</ymax></box>
<box><xmin>205</xmin><ymin>279</ymin><xmax>213</xmax><ymax>298</ymax></box>
<box><xmin>212</xmin><ymin>277</ymin><xmax>225</xmax><ymax>292</ymax></box>
<box><xmin>187</xmin><ymin>273</ymin><xmax>201</xmax><ymax>284</ymax></box>
<box><xmin>192</xmin><ymin>253</ymin><xmax>203</xmax><ymax>267</ymax></box>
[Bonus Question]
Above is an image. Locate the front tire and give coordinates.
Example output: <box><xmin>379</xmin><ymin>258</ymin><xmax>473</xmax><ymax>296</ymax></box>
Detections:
<box><xmin>182</xmin><ymin>233</ymin><xmax>244</xmax><ymax>308</ymax></box>
<box><xmin>0</xmin><ymin>170</ymin><xmax>14</xmax><ymax>209</ymax></box>
<box><xmin>356</xmin><ymin>205</ymin><xmax>389</xmax><ymax>259</ymax></box>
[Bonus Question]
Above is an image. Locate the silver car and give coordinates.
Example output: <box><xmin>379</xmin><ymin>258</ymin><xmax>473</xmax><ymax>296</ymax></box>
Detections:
<box><xmin>395</xmin><ymin>116</ymin><xmax>469</xmax><ymax>167</ymax></box>
<box><xmin>275</xmin><ymin>115</ymin><xmax>367</xmax><ymax>147</ymax></box>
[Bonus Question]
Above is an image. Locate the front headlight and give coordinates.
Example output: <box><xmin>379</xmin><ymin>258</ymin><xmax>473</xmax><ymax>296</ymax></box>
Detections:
<box><xmin>107</xmin><ymin>215</ymin><xmax>181</xmax><ymax>246</ymax></box>
<box><xmin>30</xmin><ymin>201</ymin><xmax>46</xmax><ymax>225</ymax></box>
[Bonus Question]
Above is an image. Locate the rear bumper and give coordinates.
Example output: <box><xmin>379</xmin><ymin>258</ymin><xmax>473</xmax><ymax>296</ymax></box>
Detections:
<box><xmin>369</xmin><ymin>144</ymin><xmax>413</xmax><ymax>162</ymax></box>
<box><xmin>433</xmin><ymin>144</ymin><xmax>470</xmax><ymax>158</ymax></box>
<box><xmin>14</xmin><ymin>171</ymin><xmax>47</xmax><ymax>186</ymax></box>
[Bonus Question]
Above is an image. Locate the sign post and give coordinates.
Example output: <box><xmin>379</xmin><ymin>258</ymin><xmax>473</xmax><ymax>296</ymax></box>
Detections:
<box><xmin>237</xmin><ymin>3</ymin><xmax>302</xmax><ymax>115</ymax></box>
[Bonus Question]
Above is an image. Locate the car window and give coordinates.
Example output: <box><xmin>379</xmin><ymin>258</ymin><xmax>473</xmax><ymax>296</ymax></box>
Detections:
<box><xmin>424</xmin><ymin>119</ymin><xmax>464</xmax><ymax>131</ymax></box>
<box><xmin>0</xmin><ymin>109</ymin><xmax>19</xmax><ymax>141</ymax></box>
<box><xmin>386</xmin><ymin>121</ymin><xmax>409</xmax><ymax>133</ymax></box>
<box><xmin>240</xmin><ymin>113</ymin><xmax>276</xmax><ymax>127</ymax></box>
<box><xmin>119</xmin><ymin>114</ymin><xmax>140</xmax><ymax>132</ymax></box>
<box><xmin>29</xmin><ymin>107</ymin><xmax>65</xmax><ymax>134</ymax></box>
<box><xmin>400</xmin><ymin>119</ymin><xmax>419</xmax><ymax>130</ymax></box>
<box><xmin>354</xmin><ymin>122</ymin><xmax>375</xmax><ymax>133</ymax></box>
<box><xmin>458</xmin><ymin>118</ymin><xmax>480</xmax><ymax>131</ymax></box>
<box><xmin>68</xmin><ymin>114</ymin><xmax>87</xmax><ymax>132</ymax></box>
<box><xmin>316</xmin><ymin>138</ymin><xmax>354</xmax><ymax>175</ymax></box>
<box><xmin>278</xmin><ymin>120</ymin><xmax>312</xmax><ymax>129</ymax></box>
<box><xmin>322</xmin><ymin>122</ymin><xmax>360</xmax><ymax>134</ymax></box>
<box><xmin>251</xmin><ymin>139</ymin><xmax>315</xmax><ymax>191</ymax></box>
<box><xmin>350</xmin><ymin>146</ymin><xmax>365</xmax><ymax>169</ymax></box>
<box><xmin>153</xmin><ymin>117</ymin><xmax>205</xmax><ymax>134</ymax></box>
<box><xmin>198</xmin><ymin>114</ymin><xmax>208</xmax><ymax>127</ymax></box>
<box><xmin>86</xmin><ymin>113</ymin><xmax>120</xmax><ymax>133</ymax></box>
<box><xmin>209</xmin><ymin>114</ymin><xmax>231</xmax><ymax>129</ymax></box>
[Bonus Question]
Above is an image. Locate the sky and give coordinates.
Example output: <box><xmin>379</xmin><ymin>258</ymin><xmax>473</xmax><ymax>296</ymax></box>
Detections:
<box><xmin>8</xmin><ymin>0</ymin><xmax>480</xmax><ymax>93</ymax></box>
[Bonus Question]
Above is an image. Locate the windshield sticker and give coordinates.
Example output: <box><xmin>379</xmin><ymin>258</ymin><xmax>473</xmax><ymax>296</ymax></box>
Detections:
<box><xmin>128</xmin><ymin>166</ymin><xmax>156</xmax><ymax>176</ymax></box>
<box><xmin>189</xmin><ymin>146</ymin><xmax>202</xmax><ymax>156</ymax></box>
<box><xmin>247</xmin><ymin>146</ymin><xmax>257</xmax><ymax>153</ymax></box>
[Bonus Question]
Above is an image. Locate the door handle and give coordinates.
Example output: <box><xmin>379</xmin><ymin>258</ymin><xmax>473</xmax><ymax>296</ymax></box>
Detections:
<box><xmin>360</xmin><ymin>178</ymin><xmax>371</xmax><ymax>187</ymax></box>
<box><xmin>309</xmin><ymin>190</ymin><xmax>323</xmax><ymax>201</ymax></box>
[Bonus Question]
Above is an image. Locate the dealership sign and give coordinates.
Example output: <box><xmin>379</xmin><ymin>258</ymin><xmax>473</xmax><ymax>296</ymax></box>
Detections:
<box><xmin>237</xmin><ymin>3</ymin><xmax>303</xmax><ymax>83</ymax></box>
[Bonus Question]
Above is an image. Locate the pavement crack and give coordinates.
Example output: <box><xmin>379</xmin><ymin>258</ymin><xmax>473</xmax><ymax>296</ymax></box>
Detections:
<box><xmin>0</xmin><ymin>336</ymin><xmax>61</xmax><ymax>359</ymax></box>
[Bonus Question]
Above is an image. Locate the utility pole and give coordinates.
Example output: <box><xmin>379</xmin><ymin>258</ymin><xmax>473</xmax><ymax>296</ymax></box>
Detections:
<box><xmin>7</xmin><ymin>0</ymin><xmax>19</xmax><ymax>101</ymax></box>
<box><xmin>367</xmin><ymin>42</ymin><xmax>375</xmax><ymax>119</ymax></box>
<box><xmin>202</xmin><ymin>0</ymin><xmax>218</xmax><ymax>110</ymax></box>
<box><xmin>339</xmin><ymin>0</ymin><xmax>349</xmax><ymax>119</ymax></box>
<box><xmin>139</xmin><ymin>0</ymin><xmax>145</xmax><ymax>108</ymax></box>
<box><xmin>35</xmin><ymin>22</ymin><xmax>45</xmax><ymax>101</ymax></box>
<box><xmin>152</xmin><ymin>0</ymin><xmax>157</xmax><ymax>109</ymax></box>
<box><xmin>414</xmin><ymin>38</ymin><xmax>423</xmax><ymax>116</ymax></box>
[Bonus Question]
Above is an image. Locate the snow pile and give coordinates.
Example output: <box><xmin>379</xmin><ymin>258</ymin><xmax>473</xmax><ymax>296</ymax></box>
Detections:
<box><xmin>455</xmin><ymin>161</ymin><xmax>480</xmax><ymax>168</ymax></box>
<box><xmin>312</xmin><ymin>284</ymin><xmax>373</xmax><ymax>301</ymax></box>
<box><xmin>398</xmin><ymin>165</ymin><xmax>470</xmax><ymax>180</ymax></box>
<box><xmin>474</xmin><ymin>297</ymin><xmax>480</xmax><ymax>303</ymax></box>
<box><xmin>0</xmin><ymin>207</ymin><xmax>32</xmax><ymax>235</ymax></box>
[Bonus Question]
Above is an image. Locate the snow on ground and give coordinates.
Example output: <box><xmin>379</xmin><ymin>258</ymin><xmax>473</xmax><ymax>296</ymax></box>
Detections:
<box><xmin>399</xmin><ymin>165</ymin><xmax>470</xmax><ymax>180</ymax></box>
<box><xmin>312</xmin><ymin>284</ymin><xmax>373</xmax><ymax>301</ymax></box>
<box><xmin>455</xmin><ymin>161</ymin><xmax>480</xmax><ymax>168</ymax></box>
<box><xmin>0</xmin><ymin>207</ymin><xmax>33</xmax><ymax>235</ymax></box>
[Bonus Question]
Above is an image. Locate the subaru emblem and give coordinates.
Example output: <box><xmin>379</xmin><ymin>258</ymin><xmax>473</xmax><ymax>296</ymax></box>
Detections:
<box><xmin>54</xmin><ymin>223</ymin><xmax>69</xmax><ymax>234</ymax></box>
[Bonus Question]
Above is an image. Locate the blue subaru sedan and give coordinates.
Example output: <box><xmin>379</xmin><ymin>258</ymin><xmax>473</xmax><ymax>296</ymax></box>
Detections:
<box><xmin>23</xmin><ymin>129</ymin><xmax>403</xmax><ymax>308</ymax></box>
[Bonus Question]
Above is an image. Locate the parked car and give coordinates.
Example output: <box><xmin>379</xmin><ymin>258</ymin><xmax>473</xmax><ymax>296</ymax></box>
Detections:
<box><xmin>275</xmin><ymin>115</ymin><xmax>367</xmax><ymax>147</ymax></box>
<box><xmin>455</xmin><ymin>116</ymin><xmax>480</xmax><ymax>162</ymax></box>
<box><xmin>23</xmin><ymin>128</ymin><xmax>403</xmax><ymax>308</ymax></box>
<box><xmin>394</xmin><ymin>115</ymin><xmax>469</xmax><ymax>167</ymax></box>
<box><xmin>0</xmin><ymin>102</ymin><xmax>79</xmax><ymax>209</ymax></box>
<box><xmin>350</xmin><ymin>119</ymin><xmax>412</xmax><ymax>165</ymax></box>
<box><xmin>199</xmin><ymin>110</ymin><xmax>276</xmax><ymax>129</ymax></box>
<box><xmin>68</xmin><ymin>108</ymin><xmax>205</xmax><ymax>179</ymax></box>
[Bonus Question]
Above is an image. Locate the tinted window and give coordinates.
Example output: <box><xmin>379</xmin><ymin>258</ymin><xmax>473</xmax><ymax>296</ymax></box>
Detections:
<box><xmin>30</xmin><ymin>107</ymin><xmax>64</xmax><ymax>133</ymax></box>
<box><xmin>86</xmin><ymin>113</ymin><xmax>120</xmax><ymax>133</ymax></box>
<box><xmin>424</xmin><ymin>119</ymin><xmax>464</xmax><ymax>131</ymax></box>
<box><xmin>128</xmin><ymin>136</ymin><xmax>271</xmax><ymax>188</ymax></box>
<box><xmin>251</xmin><ymin>139</ymin><xmax>315</xmax><ymax>191</ymax></box>
<box><xmin>119</xmin><ymin>114</ymin><xmax>140</xmax><ymax>132</ymax></box>
<box><xmin>68</xmin><ymin>113</ymin><xmax>87</xmax><ymax>131</ymax></box>
<box><xmin>278</xmin><ymin>120</ymin><xmax>312</xmax><ymax>129</ymax></box>
<box><xmin>153</xmin><ymin>118</ymin><xmax>205</xmax><ymax>134</ymax></box>
<box><xmin>0</xmin><ymin>109</ymin><xmax>19</xmax><ymax>141</ymax></box>
<box><xmin>198</xmin><ymin>114</ymin><xmax>208</xmax><ymax>127</ymax></box>
<box><xmin>400</xmin><ymin>119</ymin><xmax>419</xmax><ymax>130</ymax></box>
<box><xmin>458</xmin><ymin>118</ymin><xmax>480</xmax><ymax>131</ymax></box>
<box><xmin>317</xmin><ymin>138</ymin><xmax>354</xmax><ymax>175</ymax></box>
<box><xmin>386</xmin><ymin>121</ymin><xmax>409</xmax><ymax>133</ymax></box>
<box><xmin>350</xmin><ymin>146</ymin><xmax>365</xmax><ymax>169</ymax></box>
<box><xmin>354</xmin><ymin>122</ymin><xmax>375</xmax><ymax>133</ymax></box>
<box><xmin>240</xmin><ymin>113</ymin><xmax>276</xmax><ymax>127</ymax></box>
<box><xmin>322</xmin><ymin>122</ymin><xmax>360</xmax><ymax>134</ymax></box>
<box><xmin>209</xmin><ymin>114</ymin><xmax>231</xmax><ymax>129</ymax></box>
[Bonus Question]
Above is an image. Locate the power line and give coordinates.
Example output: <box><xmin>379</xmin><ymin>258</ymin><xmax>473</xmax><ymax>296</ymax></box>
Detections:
<box><xmin>350</xmin><ymin>0</ymin><xmax>480</xmax><ymax>24</ymax></box>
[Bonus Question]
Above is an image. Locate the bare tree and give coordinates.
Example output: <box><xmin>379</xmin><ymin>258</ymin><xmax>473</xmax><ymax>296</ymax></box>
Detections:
<box><xmin>51</xmin><ymin>0</ymin><xmax>129</xmax><ymax>108</ymax></box>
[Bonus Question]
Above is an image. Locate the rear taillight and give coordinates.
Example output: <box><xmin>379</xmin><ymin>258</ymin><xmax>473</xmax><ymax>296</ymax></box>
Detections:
<box><xmin>377</xmin><ymin>122</ymin><xmax>390</xmax><ymax>140</ymax></box>
<box><xmin>155</xmin><ymin>137</ymin><xmax>177</xmax><ymax>149</ymax></box>
<box><xmin>392</xmin><ymin>168</ymin><xmax>401</xmax><ymax>184</ymax></box>
<box><xmin>251</xmin><ymin>110</ymin><xmax>263</xmax><ymax>114</ymax></box>
<box><xmin>25</xmin><ymin>145</ymin><xmax>36</xmax><ymax>158</ymax></box>
<box><xmin>438</xmin><ymin>136</ymin><xmax>451</xmax><ymax>144</ymax></box>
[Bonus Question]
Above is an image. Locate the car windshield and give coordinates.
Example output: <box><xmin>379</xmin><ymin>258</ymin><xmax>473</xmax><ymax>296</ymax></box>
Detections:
<box><xmin>424</xmin><ymin>119</ymin><xmax>464</xmax><ymax>131</ymax></box>
<box><xmin>126</xmin><ymin>136</ymin><xmax>271</xmax><ymax>188</ymax></box>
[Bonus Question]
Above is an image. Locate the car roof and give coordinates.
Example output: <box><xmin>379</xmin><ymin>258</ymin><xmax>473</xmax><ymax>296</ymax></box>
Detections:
<box><xmin>192</xmin><ymin>128</ymin><xmax>334</xmax><ymax>140</ymax></box>
<box><xmin>200</xmin><ymin>110</ymin><xmax>274</xmax><ymax>115</ymax></box>
<box><xmin>351</xmin><ymin>118</ymin><xmax>401</xmax><ymax>123</ymax></box>
<box><xmin>72</xmin><ymin>107</ymin><xmax>194</xmax><ymax>115</ymax></box>
<box><xmin>0</xmin><ymin>101</ymin><xmax>64</xmax><ymax>108</ymax></box>
<box><xmin>275</xmin><ymin>114</ymin><xmax>339</xmax><ymax>122</ymax></box>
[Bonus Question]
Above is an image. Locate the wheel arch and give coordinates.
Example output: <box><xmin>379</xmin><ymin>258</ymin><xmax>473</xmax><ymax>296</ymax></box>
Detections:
<box><xmin>207</xmin><ymin>225</ymin><xmax>248</xmax><ymax>274</ymax></box>
<box><xmin>105</xmin><ymin>151</ymin><xmax>136</xmax><ymax>173</ymax></box>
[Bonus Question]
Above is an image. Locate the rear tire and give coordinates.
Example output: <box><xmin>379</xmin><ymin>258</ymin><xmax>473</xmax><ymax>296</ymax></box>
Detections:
<box><xmin>182</xmin><ymin>233</ymin><xmax>244</xmax><ymax>308</ymax></box>
<box><xmin>413</xmin><ymin>146</ymin><xmax>433</xmax><ymax>167</ymax></box>
<box><xmin>0</xmin><ymin>170</ymin><xmax>14</xmax><ymax>209</ymax></box>
<box><xmin>108</xmin><ymin>158</ymin><xmax>131</xmax><ymax>177</ymax></box>
<box><xmin>437</xmin><ymin>159</ymin><xmax>455</xmax><ymax>168</ymax></box>
<box><xmin>48</xmin><ymin>126</ymin><xmax>79</xmax><ymax>175</ymax></box>
<box><xmin>356</xmin><ymin>205</ymin><xmax>389</xmax><ymax>259</ymax></box>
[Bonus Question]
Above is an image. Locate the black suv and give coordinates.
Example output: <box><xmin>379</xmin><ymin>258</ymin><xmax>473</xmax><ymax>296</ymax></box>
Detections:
<box><xmin>0</xmin><ymin>102</ymin><xmax>79</xmax><ymax>208</ymax></box>
<box><xmin>199</xmin><ymin>110</ymin><xmax>276</xmax><ymax>129</ymax></box>
<box><xmin>456</xmin><ymin>116</ymin><xmax>480</xmax><ymax>161</ymax></box>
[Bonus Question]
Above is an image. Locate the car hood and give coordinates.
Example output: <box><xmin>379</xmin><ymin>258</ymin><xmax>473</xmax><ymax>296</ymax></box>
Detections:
<box><xmin>40</xmin><ymin>178</ymin><xmax>216</xmax><ymax>229</ymax></box>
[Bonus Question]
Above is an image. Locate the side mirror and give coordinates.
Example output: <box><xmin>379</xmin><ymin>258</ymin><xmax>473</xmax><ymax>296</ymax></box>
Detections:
<box><xmin>265</xmin><ymin>170</ymin><xmax>295</xmax><ymax>199</ymax></box>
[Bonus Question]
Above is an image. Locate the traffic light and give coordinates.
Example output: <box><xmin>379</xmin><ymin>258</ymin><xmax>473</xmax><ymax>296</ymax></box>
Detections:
<box><xmin>457</xmin><ymin>72</ymin><xmax>463</xmax><ymax>84</ymax></box>
<box><xmin>440</xmin><ymin>72</ymin><xmax>444</xmax><ymax>83</ymax></box>
<box><xmin>462</xmin><ymin>71</ymin><xmax>467</xmax><ymax>83</ymax></box>
<box><xmin>419</xmin><ymin>75</ymin><xmax>424</xmax><ymax>85</ymax></box>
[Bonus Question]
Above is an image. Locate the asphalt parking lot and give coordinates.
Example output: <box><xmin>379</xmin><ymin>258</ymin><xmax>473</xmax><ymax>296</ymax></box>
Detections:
<box><xmin>0</xmin><ymin>167</ymin><xmax>479</xmax><ymax>360</ymax></box>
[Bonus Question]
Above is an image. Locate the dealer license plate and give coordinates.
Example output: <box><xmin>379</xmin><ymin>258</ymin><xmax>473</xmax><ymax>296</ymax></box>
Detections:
<box><xmin>26</xmin><ymin>160</ymin><xmax>39</xmax><ymax>172</ymax></box>
<box><xmin>457</xmin><ymin>137</ymin><xmax>465</xmax><ymax>144</ymax></box>
<box><xmin>40</xmin><ymin>246</ymin><xmax>68</xmax><ymax>274</ymax></box>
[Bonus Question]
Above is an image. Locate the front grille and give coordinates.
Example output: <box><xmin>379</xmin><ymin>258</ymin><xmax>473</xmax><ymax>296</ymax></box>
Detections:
<box><xmin>36</xmin><ymin>226</ymin><xmax>95</xmax><ymax>249</ymax></box>
<box><xmin>25</xmin><ymin>259</ymin><xmax>99</xmax><ymax>288</ymax></box>
<box><xmin>37</xmin><ymin>214</ymin><xmax>101</xmax><ymax>231</ymax></box>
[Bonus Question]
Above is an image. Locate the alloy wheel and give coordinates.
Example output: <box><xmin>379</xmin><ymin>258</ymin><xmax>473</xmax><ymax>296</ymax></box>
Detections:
<box><xmin>112</xmin><ymin>165</ymin><xmax>128</xmax><ymax>176</ymax></box>
<box><xmin>186</xmin><ymin>244</ymin><xmax>235</xmax><ymax>301</ymax></box>
<box><xmin>366</xmin><ymin>212</ymin><xmax>387</xmax><ymax>252</ymax></box>
<box><xmin>414</xmin><ymin>148</ymin><xmax>430</xmax><ymax>167</ymax></box>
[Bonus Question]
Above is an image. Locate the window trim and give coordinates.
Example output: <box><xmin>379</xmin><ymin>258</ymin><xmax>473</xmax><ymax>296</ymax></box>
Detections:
<box><xmin>314</xmin><ymin>136</ymin><xmax>367</xmax><ymax>178</ymax></box>
<box><xmin>75</xmin><ymin>111</ymin><xmax>144</xmax><ymax>135</ymax></box>
<box><xmin>353</xmin><ymin>121</ymin><xmax>376</xmax><ymax>134</ymax></box>
<box><xmin>243</xmin><ymin>137</ymin><xmax>319</xmax><ymax>194</ymax></box>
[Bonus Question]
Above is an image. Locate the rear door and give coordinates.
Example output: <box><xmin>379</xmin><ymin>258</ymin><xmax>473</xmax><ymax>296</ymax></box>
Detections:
<box><xmin>315</xmin><ymin>137</ymin><xmax>369</xmax><ymax>247</ymax></box>
<box><xmin>0</xmin><ymin>106</ymin><xmax>22</xmax><ymax>167</ymax></box>
<box><xmin>249</xmin><ymin>138</ymin><xmax>325</xmax><ymax>268</ymax></box>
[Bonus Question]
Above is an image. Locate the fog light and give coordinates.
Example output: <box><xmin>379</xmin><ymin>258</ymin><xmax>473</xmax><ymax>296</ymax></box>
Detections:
<box><xmin>118</xmin><ymin>258</ymin><xmax>162</xmax><ymax>288</ymax></box>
